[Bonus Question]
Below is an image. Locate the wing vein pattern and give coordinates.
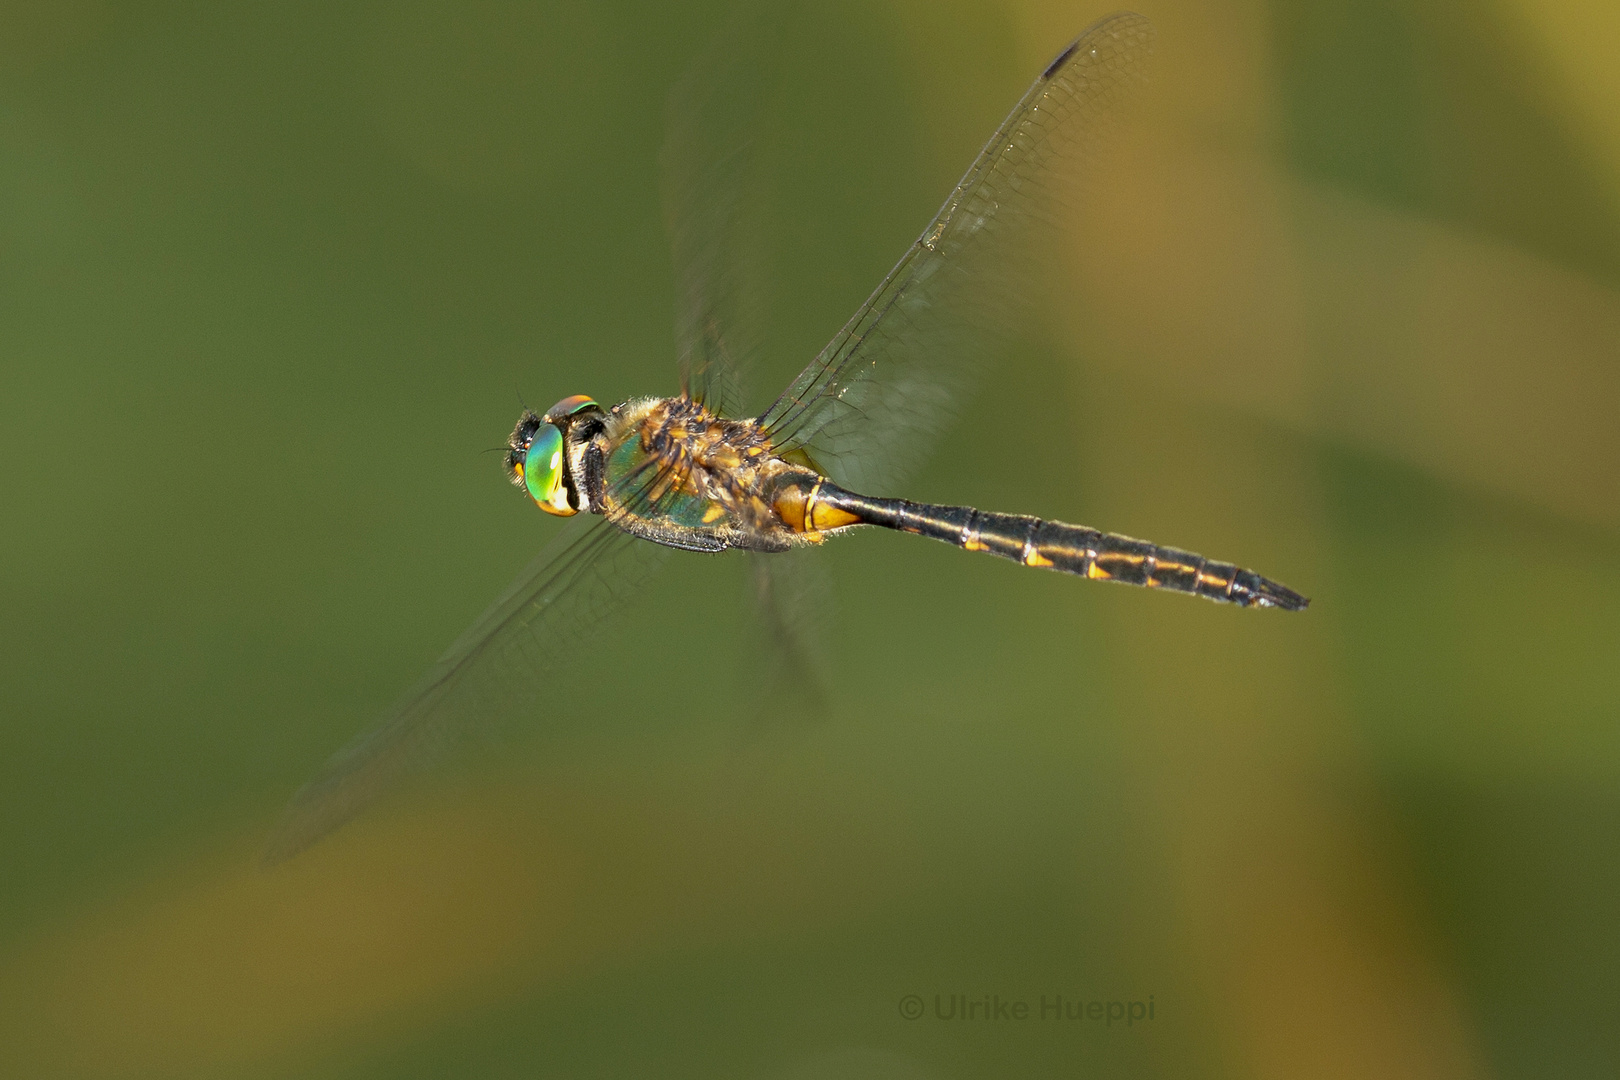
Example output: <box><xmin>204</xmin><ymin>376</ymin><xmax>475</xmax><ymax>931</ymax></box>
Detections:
<box><xmin>758</xmin><ymin>12</ymin><xmax>1153</xmax><ymax>493</ymax></box>
<box><xmin>266</xmin><ymin>488</ymin><xmax>671</xmax><ymax>863</ymax></box>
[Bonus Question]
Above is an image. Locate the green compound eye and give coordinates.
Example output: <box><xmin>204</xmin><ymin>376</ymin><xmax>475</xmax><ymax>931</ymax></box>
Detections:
<box><xmin>521</xmin><ymin>422</ymin><xmax>573</xmax><ymax>515</ymax></box>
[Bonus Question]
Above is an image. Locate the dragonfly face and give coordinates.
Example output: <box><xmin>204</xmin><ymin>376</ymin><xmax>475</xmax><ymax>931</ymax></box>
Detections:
<box><xmin>506</xmin><ymin>395</ymin><xmax>602</xmax><ymax>516</ymax></box>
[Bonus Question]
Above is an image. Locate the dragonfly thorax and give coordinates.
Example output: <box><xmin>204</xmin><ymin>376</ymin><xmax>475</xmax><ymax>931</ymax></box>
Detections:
<box><xmin>543</xmin><ymin>395</ymin><xmax>841</xmax><ymax>553</ymax></box>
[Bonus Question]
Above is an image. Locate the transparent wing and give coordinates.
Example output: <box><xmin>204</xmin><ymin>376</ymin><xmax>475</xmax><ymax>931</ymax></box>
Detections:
<box><xmin>663</xmin><ymin>2</ymin><xmax>785</xmax><ymax>416</ymax></box>
<box><xmin>747</xmin><ymin>547</ymin><xmax>834</xmax><ymax>717</ymax></box>
<box><xmin>265</xmin><ymin>509</ymin><xmax>669</xmax><ymax>863</ymax></box>
<box><xmin>758</xmin><ymin>12</ymin><xmax>1154</xmax><ymax>493</ymax></box>
<box><xmin>666</xmin><ymin>8</ymin><xmax>838</xmax><ymax>725</ymax></box>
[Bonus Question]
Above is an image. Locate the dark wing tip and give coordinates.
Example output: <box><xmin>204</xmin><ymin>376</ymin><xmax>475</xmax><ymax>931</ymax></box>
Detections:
<box><xmin>1042</xmin><ymin>41</ymin><xmax>1081</xmax><ymax>81</ymax></box>
<box><xmin>1042</xmin><ymin>11</ymin><xmax>1155</xmax><ymax>82</ymax></box>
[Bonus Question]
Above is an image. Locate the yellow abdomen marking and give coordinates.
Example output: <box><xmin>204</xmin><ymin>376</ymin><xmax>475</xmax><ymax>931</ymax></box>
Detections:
<box><xmin>808</xmin><ymin>501</ymin><xmax>859</xmax><ymax>530</ymax></box>
<box><xmin>774</xmin><ymin>477</ymin><xmax>859</xmax><ymax>534</ymax></box>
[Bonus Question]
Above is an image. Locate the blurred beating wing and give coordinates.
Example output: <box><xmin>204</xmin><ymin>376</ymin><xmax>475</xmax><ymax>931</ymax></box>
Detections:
<box><xmin>758</xmin><ymin>12</ymin><xmax>1155</xmax><ymax>494</ymax></box>
<box><xmin>662</xmin><ymin>2</ymin><xmax>785</xmax><ymax>417</ymax></box>
<box><xmin>265</xmin><ymin>502</ymin><xmax>671</xmax><ymax>863</ymax></box>
<box><xmin>663</xmin><ymin>2</ymin><xmax>835</xmax><ymax>697</ymax></box>
<box><xmin>746</xmin><ymin>546</ymin><xmax>834</xmax><ymax>715</ymax></box>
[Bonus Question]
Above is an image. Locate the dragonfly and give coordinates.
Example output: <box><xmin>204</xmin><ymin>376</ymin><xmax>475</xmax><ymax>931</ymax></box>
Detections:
<box><xmin>266</xmin><ymin>12</ymin><xmax>1305</xmax><ymax>863</ymax></box>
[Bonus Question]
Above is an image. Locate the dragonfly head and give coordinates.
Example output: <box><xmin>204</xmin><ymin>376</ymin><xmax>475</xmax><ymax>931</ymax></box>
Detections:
<box><xmin>505</xmin><ymin>395</ymin><xmax>601</xmax><ymax>516</ymax></box>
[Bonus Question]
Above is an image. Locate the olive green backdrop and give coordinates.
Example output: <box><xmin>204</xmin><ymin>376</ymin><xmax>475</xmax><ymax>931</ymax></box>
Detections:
<box><xmin>2</xmin><ymin>1</ymin><xmax>1617</xmax><ymax>1077</ymax></box>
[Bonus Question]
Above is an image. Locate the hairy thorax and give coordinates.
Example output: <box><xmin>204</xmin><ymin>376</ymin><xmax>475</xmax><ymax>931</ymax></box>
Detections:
<box><xmin>595</xmin><ymin>396</ymin><xmax>827</xmax><ymax>551</ymax></box>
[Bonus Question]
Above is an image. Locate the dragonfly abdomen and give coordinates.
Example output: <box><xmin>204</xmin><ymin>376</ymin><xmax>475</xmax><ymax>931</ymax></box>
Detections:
<box><xmin>814</xmin><ymin>483</ymin><xmax>1308</xmax><ymax>610</ymax></box>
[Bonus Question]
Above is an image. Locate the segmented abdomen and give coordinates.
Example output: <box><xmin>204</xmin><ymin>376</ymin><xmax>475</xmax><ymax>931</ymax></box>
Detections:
<box><xmin>815</xmin><ymin>485</ymin><xmax>1308</xmax><ymax>610</ymax></box>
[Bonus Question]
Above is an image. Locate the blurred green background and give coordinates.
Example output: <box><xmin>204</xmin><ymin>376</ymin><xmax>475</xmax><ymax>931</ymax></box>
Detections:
<box><xmin>2</xmin><ymin>0</ymin><xmax>1618</xmax><ymax>1077</ymax></box>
